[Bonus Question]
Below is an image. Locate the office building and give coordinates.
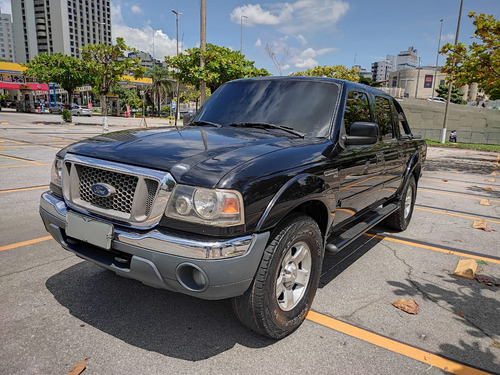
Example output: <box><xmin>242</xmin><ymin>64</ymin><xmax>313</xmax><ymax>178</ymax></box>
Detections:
<box><xmin>12</xmin><ymin>0</ymin><xmax>111</xmax><ymax>63</ymax></box>
<box><xmin>396</xmin><ymin>46</ymin><xmax>418</xmax><ymax>71</ymax></box>
<box><xmin>127</xmin><ymin>51</ymin><xmax>164</xmax><ymax>70</ymax></box>
<box><xmin>0</xmin><ymin>7</ymin><xmax>15</xmax><ymax>62</ymax></box>
<box><xmin>371</xmin><ymin>55</ymin><xmax>395</xmax><ymax>82</ymax></box>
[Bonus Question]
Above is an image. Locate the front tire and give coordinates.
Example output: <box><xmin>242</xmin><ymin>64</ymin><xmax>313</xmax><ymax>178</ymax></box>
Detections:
<box><xmin>385</xmin><ymin>175</ymin><xmax>416</xmax><ymax>231</ymax></box>
<box><xmin>232</xmin><ymin>214</ymin><xmax>323</xmax><ymax>339</ymax></box>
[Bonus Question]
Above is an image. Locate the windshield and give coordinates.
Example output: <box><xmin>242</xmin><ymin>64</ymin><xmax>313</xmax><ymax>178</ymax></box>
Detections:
<box><xmin>195</xmin><ymin>79</ymin><xmax>340</xmax><ymax>138</ymax></box>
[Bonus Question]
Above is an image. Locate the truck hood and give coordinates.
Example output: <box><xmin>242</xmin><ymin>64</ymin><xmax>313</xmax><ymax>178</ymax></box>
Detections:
<box><xmin>63</xmin><ymin>126</ymin><xmax>302</xmax><ymax>187</ymax></box>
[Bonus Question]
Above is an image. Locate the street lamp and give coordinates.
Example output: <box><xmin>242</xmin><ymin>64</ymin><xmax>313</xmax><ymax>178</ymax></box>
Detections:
<box><xmin>152</xmin><ymin>29</ymin><xmax>157</xmax><ymax>59</ymax></box>
<box><xmin>171</xmin><ymin>9</ymin><xmax>182</xmax><ymax>127</ymax></box>
<box><xmin>240</xmin><ymin>15</ymin><xmax>248</xmax><ymax>53</ymax></box>
<box><xmin>432</xmin><ymin>19</ymin><xmax>444</xmax><ymax>99</ymax></box>
<box><xmin>94</xmin><ymin>20</ymin><xmax>105</xmax><ymax>44</ymax></box>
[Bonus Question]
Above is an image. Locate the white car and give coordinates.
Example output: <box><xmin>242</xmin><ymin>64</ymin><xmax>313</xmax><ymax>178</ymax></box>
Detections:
<box><xmin>427</xmin><ymin>97</ymin><xmax>446</xmax><ymax>103</ymax></box>
<box><xmin>71</xmin><ymin>104</ymin><xmax>92</xmax><ymax>116</ymax></box>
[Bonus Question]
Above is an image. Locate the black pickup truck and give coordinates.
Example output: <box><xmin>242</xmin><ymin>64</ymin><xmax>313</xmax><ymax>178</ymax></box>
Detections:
<box><xmin>40</xmin><ymin>76</ymin><xmax>426</xmax><ymax>338</ymax></box>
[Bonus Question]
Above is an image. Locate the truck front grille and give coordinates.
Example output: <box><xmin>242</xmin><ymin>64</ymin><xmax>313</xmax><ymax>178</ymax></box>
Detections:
<box><xmin>62</xmin><ymin>154</ymin><xmax>175</xmax><ymax>228</ymax></box>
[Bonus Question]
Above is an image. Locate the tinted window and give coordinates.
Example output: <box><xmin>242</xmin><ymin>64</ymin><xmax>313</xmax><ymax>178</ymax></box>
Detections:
<box><xmin>375</xmin><ymin>96</ymin><xmax>394</xmax><ymax>139</ymax></box>
<box><xmin>343</xmin><ymin>91</ymin><xmax>371</xmax><ymax>134</ymax></box>
<box><xmin>196</xmin><ymin>79</ymin><xmax>340</xmax><ymax>137</ymax></box>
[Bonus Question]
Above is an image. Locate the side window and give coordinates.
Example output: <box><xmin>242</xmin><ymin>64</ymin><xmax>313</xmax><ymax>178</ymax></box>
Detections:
<box><xmin>375</xmin><ymin>96</ymin><xmax>394</xmax><ymax>140</ymax></box>
<box><xmin>393</xmin><ymin>99</ymin><xmax>411</xmax><ymax>136</ymax></box>
<box><xmin>343</xmin><ymin>91</ymin><xmax>372</xmax><ymax>134</ymax></box>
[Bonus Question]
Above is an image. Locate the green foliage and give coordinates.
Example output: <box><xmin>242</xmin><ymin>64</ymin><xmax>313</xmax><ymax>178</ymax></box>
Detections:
<box><xmin>145</xmin><ymin>65</ymin><xmax>172</xmax><ymax>114</ymax></box>
<box><xmin>440</xmin><ymin>12</ymin><xmax>500</xmax><ymax>100</ymax></box>
<box><xmin>23</xmin><ymin>53</ymin><xmax>93</xmax><ymax>103</ymax></box>
<box><xmin>62</xmin><ymin>109</ymin><xmax>72</xmax><ymax>122</ymax></box>
<box><xmin>165</xmin><ymin>44</ymin><xmax>269</xmax><ymax>93</ymax></box>
<box><xmin>179</xmin><ymin>83</ymin><xmax>211</xmax><ymax>108</ymax></box>
<box><xmin>358</xmin><ymin>75</ymin><xmax>381</xmax><ymax>87</ymax></box>
<box><xmin>82</xmin><ymin>37</ymin><xmax>145</xmax><ymax>116</ymax></box>
<box><xmin>289</xmin><ymin>65</ymin><xmax>360</xmax><ymax>82</ymax></box>
<box><xmin>435</xmin><ymin>84</ymin><xmax>466</xmax><ymax>104</ymax></box>
<box><xmin>110</xmin><ymin>83</ymin><xmax>143</xmax><ymax>111</ymax></box>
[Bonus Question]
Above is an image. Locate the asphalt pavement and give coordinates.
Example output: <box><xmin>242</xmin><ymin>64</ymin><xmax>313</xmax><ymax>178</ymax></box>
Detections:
<box><xmin>0</xmin><ymin>110</ymin><xmax>499</xmax><ymax>375</ymax></box>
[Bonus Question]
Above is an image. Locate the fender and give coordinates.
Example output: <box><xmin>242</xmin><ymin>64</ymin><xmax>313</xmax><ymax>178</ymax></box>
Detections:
<box><xmin>399</xmin><ymin>149</ymin><xmax>422</xmax><ymax>195</ymax></box>
<box><xmin>255</xmin><ymin>173</ymin><xmax>336</xmax><ymax>233</ymax></box>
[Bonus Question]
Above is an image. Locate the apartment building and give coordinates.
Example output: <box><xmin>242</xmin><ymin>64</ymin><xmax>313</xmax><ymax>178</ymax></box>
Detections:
<box><xmin>0</xmin><ymin>7</ymin><xmax>15</xmax><ymax>62</ymax></box>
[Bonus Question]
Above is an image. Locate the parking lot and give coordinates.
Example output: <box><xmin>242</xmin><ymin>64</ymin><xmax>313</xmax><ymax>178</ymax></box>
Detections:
<box><xmin>1</xmin><ymin>110</ymin><xmax>499</xmax><ymax>375</ymax></box>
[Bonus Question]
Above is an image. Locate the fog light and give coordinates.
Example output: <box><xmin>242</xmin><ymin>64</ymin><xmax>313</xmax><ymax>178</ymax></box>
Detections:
<box><xmin>175</xmin><ymin>196</ymin><xmax>192</xmax><ymax>215</ymax></box>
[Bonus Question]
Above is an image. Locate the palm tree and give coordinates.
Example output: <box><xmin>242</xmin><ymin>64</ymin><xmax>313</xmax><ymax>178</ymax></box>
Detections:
<box><xmin>145</xmin><ymin>65</ymin><xmax>173</xmax><ymax>116</ymax></box>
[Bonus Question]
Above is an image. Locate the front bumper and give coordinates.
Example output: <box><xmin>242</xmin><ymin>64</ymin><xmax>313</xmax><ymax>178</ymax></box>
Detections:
<box><xmin>40</xmin><ymin>191</ymin><xmax>269</xmax><ymax>300</ymax></box>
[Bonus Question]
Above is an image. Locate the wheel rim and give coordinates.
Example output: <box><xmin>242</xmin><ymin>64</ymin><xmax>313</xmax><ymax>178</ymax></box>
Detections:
<box><xmin>404</xmin><ymin>184</ymin><xmax>414</xmax><ymax>219</ymax></box>
<box><xmin>276</xmin><ymin>241</ymin><xmax>312</xmax><ymax>311</ymax></box>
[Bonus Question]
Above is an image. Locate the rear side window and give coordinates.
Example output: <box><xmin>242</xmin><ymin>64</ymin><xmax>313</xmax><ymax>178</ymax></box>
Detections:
<box><xmin>375</xmin><ymin>96</ymin><xmax>394</xmax><ymax>139</ymax></box>
<box><xmin>343</xmin><ymin>91</ymin><xmax>372</xmax><ymax>134</ymax></box>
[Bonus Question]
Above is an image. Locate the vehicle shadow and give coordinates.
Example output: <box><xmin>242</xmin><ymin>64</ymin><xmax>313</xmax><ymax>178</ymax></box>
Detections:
<box><xmin>424</xmin><ymin>156</ymin><xmax>497</xmax><ymax>175</ymax></box>
<box><xmin>45</xmin><ymin>262</ymin><xmax>274</xmax><ymax>361</ymax></box>
<box><xmin>387</xmin><ymin>276</ymin><xmax>499</xmax><ymax>373</ymax></box>
<box><xmin>320</xmin><ymin>233</ymin><xmax>383</xmax><ymax>288</ymax></box>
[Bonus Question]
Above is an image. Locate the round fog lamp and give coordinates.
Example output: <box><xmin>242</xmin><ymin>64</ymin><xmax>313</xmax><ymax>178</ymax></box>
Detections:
<box><xmin>175</xmin><ymin>196</ymin><xmax>192</xmax><ymax>215</ymax></box>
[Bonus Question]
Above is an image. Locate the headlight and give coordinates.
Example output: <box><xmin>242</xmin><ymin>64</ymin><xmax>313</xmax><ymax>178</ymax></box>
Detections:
<box><xmin>165</xmin><ymin>185</ymin><xmax>244</xmax><ymax>226</ymax></box>
<box><xmin>51</xmin><ymin>156</ymin><xmax>63</xmax><ymax>187</ymax></box>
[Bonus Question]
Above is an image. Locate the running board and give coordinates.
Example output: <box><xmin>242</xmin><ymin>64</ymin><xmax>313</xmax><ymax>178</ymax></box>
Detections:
<box><xmin>325</xmin><ymin>203</ymin><xmax>398</xmax><ymax>254</ymax></box>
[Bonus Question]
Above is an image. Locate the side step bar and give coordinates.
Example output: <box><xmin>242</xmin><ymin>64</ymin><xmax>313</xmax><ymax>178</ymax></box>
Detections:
<box><xmin>325</xmin><ymin>203</ymin><xmax>398</xmax><ymax>254</ymax></box>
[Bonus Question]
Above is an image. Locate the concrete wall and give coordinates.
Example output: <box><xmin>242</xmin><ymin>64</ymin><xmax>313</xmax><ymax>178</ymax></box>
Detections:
<box><xmin>400</xmin><ymin>99</ymin><xmax>500</xmax><ymax>145</ymax></box>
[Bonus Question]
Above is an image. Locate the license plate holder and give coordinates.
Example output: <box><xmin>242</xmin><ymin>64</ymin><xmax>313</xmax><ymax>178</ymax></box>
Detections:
<box><xmin>66</xmin><ymin>212</ymin><xmax>114</xmax><ymax>250</ymax></box>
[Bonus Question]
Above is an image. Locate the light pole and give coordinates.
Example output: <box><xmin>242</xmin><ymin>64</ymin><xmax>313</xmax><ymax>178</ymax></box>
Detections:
<box><xmin>171</xmin><ymin>9</ymin><xmax>182</xmax><ymax>127</ymax></box>
<box><xmin>442</xmin><ymin>0</ymin><xmax>464</xmax><ymax>143</ymax></box>
<box><xmin>152</xmin><ymin>29</ymin><xmax>157</xmax><ymax>59</ymax></box>
<box><xmin>432</xmin><ymin>19</ymin><xmax>444</xmax><ymax>99</ymax></box>
<box><xmin>240</xmin><ymin>15</ymin><xmax>248</xmax><ymax>53</ymax></box>
<box><xmin>94</xmin><ymin>20</ymin><xmax>105</xmax><ymax>44</ymax></box>
<box><xmin>200</xmin><ymin>0</ymin><xmax>206</xmax><ymax>106</ymax></box>
<box><xmin>414</xmin><ymin>57</ymin><xmax>421</xmax><ymax>98</ymax></box>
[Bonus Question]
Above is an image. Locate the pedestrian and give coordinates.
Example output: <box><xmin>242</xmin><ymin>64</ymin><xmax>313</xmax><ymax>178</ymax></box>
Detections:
<box><xmin>449</xmin><ymin>130</ymin><xmax>457</xmax><ymax>143</ymax></box>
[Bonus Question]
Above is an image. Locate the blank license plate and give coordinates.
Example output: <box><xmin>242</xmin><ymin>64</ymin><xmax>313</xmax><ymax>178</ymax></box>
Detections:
<box><xmin>66</xmin><ymin>212</ymin><xmax>113</xmax><ymax>250</ymax></box>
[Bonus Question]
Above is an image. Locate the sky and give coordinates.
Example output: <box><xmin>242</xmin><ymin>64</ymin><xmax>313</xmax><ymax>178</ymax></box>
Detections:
<box><xmin>1</xmin><ymin>0</ymin><xmax>499</xmax><ymax>75</ymax></box>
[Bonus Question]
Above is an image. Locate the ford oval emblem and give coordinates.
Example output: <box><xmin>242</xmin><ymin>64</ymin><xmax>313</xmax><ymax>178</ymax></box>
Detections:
<box><xmin>90</xmin><ymin>183</ymin><xmax>116</xmax><ymax>197</ymax></box>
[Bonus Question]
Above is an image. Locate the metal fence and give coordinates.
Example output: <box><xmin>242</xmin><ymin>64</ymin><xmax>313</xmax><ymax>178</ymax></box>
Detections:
<box><xmin>412</xmin><ymin>128</ymin><xmax>500</xmax><ymax>145</ymax></box>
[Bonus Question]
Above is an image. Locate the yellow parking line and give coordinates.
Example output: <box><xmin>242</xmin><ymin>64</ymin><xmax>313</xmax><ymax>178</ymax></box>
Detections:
<box><xmin>362</xmin><ymin>233</ymin><xmax>500</xmax><ymax>264</ymax></box>
<box><xmin>0</xmin><ymin>185</ymin><xmax>49</xmax><ymax>194</ymax></box>
<box><xmin>0</xmin><ymin>236</ymin><xmax>53</xmax><ymax>252</ymax></box>
<box><xmin>421</xmin><ymin>177</ymin><xmax>497</xmax><ymax>188</ymax></box>
<box><xmin>0</xmin><ymin>164</ymin><xmax>51</xmax><ymax>169</ymax></box>
<box><xmin>419</xmin><ymin>188</ymin><xmax>500</xmax><ymax>203</ymax></box>
<box><xmin>306</xmin><ymin>311</ymin><xmax>489</xmax><ymax>375</ymax></box>
<box><xmin>415</xmin><ymin>207</ymin><xmax>500</xmax><ymax>225</ymax></box>
<box><xmin>0</xmin><ymin>154</ymin><xmax>43</xmax><ymax>165</ymax></box>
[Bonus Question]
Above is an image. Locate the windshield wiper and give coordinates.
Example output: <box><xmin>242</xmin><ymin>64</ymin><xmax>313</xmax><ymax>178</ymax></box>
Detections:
<box><xmin>190</xmin><ymin>120</ymin><xmax>222</xmax><ymax>128</ymax></box>
<box><xmin>229</xmin><ymin>122</ymin><xmax>304</xmax><ymax>138</ymax></box>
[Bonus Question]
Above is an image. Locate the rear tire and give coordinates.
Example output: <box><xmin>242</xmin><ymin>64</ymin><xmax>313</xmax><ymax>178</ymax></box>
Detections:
<box><xmin>232</xmin><ymin>214</ymin><xmax>323</xmax><ymax>339</ymax></box>
<box><xmin>385</xmin><ymin>175</ymin><xmax>416</xmax><ymax>231</ymax></box>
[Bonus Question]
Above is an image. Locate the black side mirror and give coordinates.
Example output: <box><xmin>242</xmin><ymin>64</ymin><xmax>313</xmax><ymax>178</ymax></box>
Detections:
<box><xmin>345</xmin><ymin>122</ymin><xmax>379</xmax><ymax>145</ymax></box>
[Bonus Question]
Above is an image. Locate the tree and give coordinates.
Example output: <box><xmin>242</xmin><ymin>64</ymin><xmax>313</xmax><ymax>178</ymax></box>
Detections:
<box><xmin>289</xmin><ymin>65</ymin><xmax>360</xmax><ymax>82</ymax></box>
<box><xmin>265</xmin><ymin>43</ymin><xmax>290</xmax><ymax>76</ymax></box>
<box><xmin>110</xmin><ymin>83</ymin><xmax>142</xmax><ymax>112</ymax></box>
<box><xmin>440</xmin><ymin>12</ymin><xmax>500</xmax><ymax>100</ymax></box>
<box><xmin>435</xmin><ymin>84</ymin><xmax>466</xmax><ymax>104</ymax></box>
<box><xmin>23</xmin><ymin>53</ymin><xmax>93</xmax><ymax>104</ymax></box>
<box><xmin>145</xmin><ymin>65</ymin><xmax>172</xmax><ymax>115</ymax></box>
<box><xmin>358</xmin><ymin>75</ymin><xmax>381</xmax><ymax>87</ymax></box>
<box><xmin>82</xmin><ymin>37</ymin><xmax>145</xmax><ymax>131</ymax></box>
<box><xmin>179</xmin><ymin>83</ymin><xmax>211</xmax><ymax>111</ymax></box>
<box><xmin>165</xmin><ymin>43</ymin><xmax>269</xmax><ymax>94</ymax></box>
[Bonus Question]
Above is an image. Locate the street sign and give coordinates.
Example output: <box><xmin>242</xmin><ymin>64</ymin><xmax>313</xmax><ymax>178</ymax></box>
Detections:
<box><xmin>171</xmin><ymin>101</ymin><xmax>176</xmax><ymax>110</ymax></box>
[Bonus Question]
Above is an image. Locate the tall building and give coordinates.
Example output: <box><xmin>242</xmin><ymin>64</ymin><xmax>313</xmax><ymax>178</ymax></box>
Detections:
<box><xmin>371</xmin><ymin>55</ymin><xmax>395</xmax><ymax>82</ymax></box>
<box><xmin>127</xmin><ymin>51</ymin><xmax>164</xmax><ymax>70</ymax></box>
<box><xmin>0</xmin><ymin>7</ymin><xmax>15</xmax><ymax>62</ymax></box>
<box><xmin>396</xmin><ymin>46</ymin><xmax>418</xmax><ymax>71</ymax></box>
<box><xmin>12</xmin><ymin>0</ymin><xmax>112</xmax><ymax>63</ymax></box>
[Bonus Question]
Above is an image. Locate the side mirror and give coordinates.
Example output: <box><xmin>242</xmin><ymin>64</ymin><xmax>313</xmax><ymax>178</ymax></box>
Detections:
<box><xmin>345</xmin><ymin>122</ymin><xmax>379</xmax><ymax>145</ymax></box>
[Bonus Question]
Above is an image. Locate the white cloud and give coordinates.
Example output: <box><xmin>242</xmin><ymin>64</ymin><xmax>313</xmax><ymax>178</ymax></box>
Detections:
<box><xmin>289</xmin><ymin>47</ymin><xmax>338</xmax><ymax>70</ymax></box>
<box><xmin>0</xmin><ymin>0</ymin><xmax>12</xmax><ymax>14</ymax></box>
<box><xmin>255</xmin><ymin>38</ymin><xmax>262</xmax><ymax>47</ymax></box>
<box><xmin>131</xmin><ymin>5</ymin><xmax>143</xmax><ymax>15</ymax></box>
<box><xmin>441</xmin><ymin>32</ymin><xmax>455</xmax><ymax>42</ymax></box>
<box><xmin>111</xmin><ymin>3</ymin><xmax>178</xmax><ymax>60</ymax></box>
<box><xmin>230</xmin><ymin>0</ymin><xmax>349</xmax><ymax>34</ymax></box>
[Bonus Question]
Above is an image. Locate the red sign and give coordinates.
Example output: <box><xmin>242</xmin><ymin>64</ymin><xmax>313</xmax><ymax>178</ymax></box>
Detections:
<box><xmin>88</xmin><ymin>102</ymin><xmax>93</xmax><ymax>110</ymax></box>
<box><xmin>0</xmin><ymin>81</ymin><xmax>49</xmax><ymax>91</ymax></box>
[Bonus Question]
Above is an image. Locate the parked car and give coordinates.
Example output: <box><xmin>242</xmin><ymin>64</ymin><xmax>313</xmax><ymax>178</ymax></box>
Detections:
<box><xmin>427</xmin><ymin>96</ymin><xmax>446</xmax><ymax>103</ymax></box>
<box><xmin>40</xmin><ymin>77</ymin><xmax>426</xmax><ymax>339</ymax></box>
<box><xmin>71</xmin><ymin>103</ymin><xmax>92</xmax><ymax>116</ymax></box>
<box><xmin>49</xmin><ymin>104</ymin><xmax>64</xmax><ymax>114</ymax></box>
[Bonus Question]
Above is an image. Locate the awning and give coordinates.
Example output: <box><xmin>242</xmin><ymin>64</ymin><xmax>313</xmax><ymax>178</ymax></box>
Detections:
<box><xmin>0</xmin><ymin>82</ymin><xmax>49</xmax><ymax>91</ymax></box>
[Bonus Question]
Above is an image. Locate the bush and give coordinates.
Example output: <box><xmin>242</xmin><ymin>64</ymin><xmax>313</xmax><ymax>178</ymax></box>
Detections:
<box><xmin>62</xmin><ymin>109</ymin><xmax>72</xmax><ymax>122</ymax></box>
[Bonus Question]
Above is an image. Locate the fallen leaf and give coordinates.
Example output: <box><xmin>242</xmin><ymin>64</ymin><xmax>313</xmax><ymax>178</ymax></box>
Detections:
<box><xmin>492</xmin><ymin>342</ymin><xmax>500</xmax><ymax>349</ymax></box>
<box><xmin>68</xmin><ymin>358</ymin><xmax>89</xmax><ymax>375</ymax></box>
<box><xmin>480</xmin><ymin>199</ymin><xmax>491</xmax><ymax>206</ymax></box>
<box><xmin>490</xmin><ymin>172</ymin><xmax>498</xmax><ymax>176</ymax></box>
<box><xmin>476</xmin><ymin>260</ymin><xmax>488</xmax><ymax>266</ymax></box>
<box><xmin>472</xmin><ymin>219</ymin><xmax>494</xmax><ymax>232</ymax></box>
<box><xmin>475</xmin><ymin>275</ymin><xmax>497</xmax><ymax>287</ymax></box>
<box><xmin>459</xmin><ymin>312</ymin><xmax>465</xmax><ymax>318</ymax></box>
<box><xmin>392</xmin><ymin>299</ymin><xmax>419</xmax><ymax>314</ymax></box>
<box><xmin>487</xmin><ymin>178</ymin><xmax>496</xmax><ymax>182</ymax></box>
<box><xmin>453</xmin><ymin>259</ymin><xmax>478</xmax><ymax>279</ymax></box>
<box><xmin>442</xmin><ymin>179</ymin><xmax>448</xmax><ymax>182</ymax></box>
<box><xmin>484</xmin><ymin>186</ymin><xmax>494</xmax><ymax>192</ymax></box>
